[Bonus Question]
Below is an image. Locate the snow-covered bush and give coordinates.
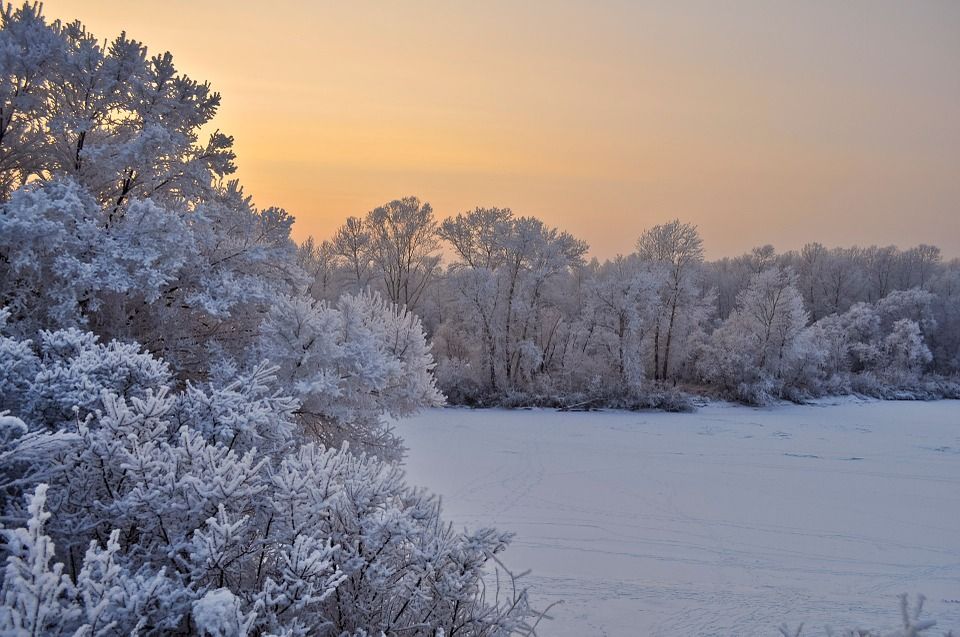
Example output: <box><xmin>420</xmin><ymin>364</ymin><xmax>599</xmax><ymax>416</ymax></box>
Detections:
<box><xmin>778</xmin><ymin>594</ymin><xmax>954</xmax><ymax>637</ymax></box>
<box><xmin>260</xmin><ymin>290</ymin><xmax>443</xmax><ymax>460</ymax></box>
<box><xmin>172</xmin><ymin>362</ymin><xmax>299</xmax><ymax>455</ymax></box>
<box><xmin>801</xmin><ymin>295</ymin><xmax>939</xmax><ymax>398</ymax></box>
<box><xmin>0</xmin><ymin>484</ymin><xmax>184</xmax><ymax>636</ymax></box>
<box><xmin>0</xmin><ymin>326</ymin><xmax>531</xmax><ymax>635</ymax></box>
<box><xmin>25</xmin><ymin>327</ymin><xmax>172</xmax><ymax>427</ymax></box>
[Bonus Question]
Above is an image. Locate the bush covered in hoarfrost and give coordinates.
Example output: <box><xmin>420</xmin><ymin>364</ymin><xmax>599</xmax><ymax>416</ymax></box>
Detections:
<box><xmin>0</xmin><ymin>326</ymin><xmax>533</xmax><ymax>635</ymax></box>
<box><xmin>779</xmin><ymin>594</ymin><xmax>954</xmax><ymax>637</ymax></box>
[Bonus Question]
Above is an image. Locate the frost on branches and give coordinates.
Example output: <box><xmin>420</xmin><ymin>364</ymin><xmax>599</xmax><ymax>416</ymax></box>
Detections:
<box><xmin>414</xmin><ymin>215</ymin><xmax>957</xmax><ymax>406</ymax></box>
<box><xmin>0</xmin><ymin>2</ymin><xmax>302</xmax><ymax>377</ymax></box>
<box><xmin>0</xmin><ymin>5</ymin><xmax>530</xmax><ymax>633</ymax></box>
<box><xmin>261</xmin><ymin>291</ymin><xmax>443</xmax><ymax>460</ymax></box>
<box><xmin>0</xmin><ymin>2</ymin><xmax>441</xmax><ymax>456</ymax></box>
<box><xmin>0</xmin><ymin>326</ymin><xmax>532</xmax><ymax>635</ymax></box>
<box><xmin>778</xmin><ymin>594</ymin><xmax>953</xmax><ymax>637</ymax></box>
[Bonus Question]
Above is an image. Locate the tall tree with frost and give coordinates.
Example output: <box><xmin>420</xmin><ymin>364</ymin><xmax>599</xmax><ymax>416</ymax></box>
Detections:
<box><xmin>928</xmin><ymin>265</ymin><xmax>960</xmax><ymax>374</ymax></box>
<box><xmin>0</xmin><ymin>4</ymin><xmax>234</xmax><ymax>207</ymax></box>
<box><xmin>636</xmin><ymin>219</ymin><xmax>708</xmax><ymax>382</ymax></box>
<box><xmin>438</xmin><ymin>208</ymin><xmax>587</xmax><ymax>396</ymax></box>
<box><xmin>735</xmin><ymin>267</ymin><xmax>809</xmax><ymax>377</ymax></box>
<box><xmin>330</xmin><ymin>215</ymin><xmax>375</xmax><ymax>294</ymax></box>
<box><xmin>579</xmin><ymin>255</ymin><xmax>663</xmax><ymax>392</ymax></box>
<box><xmin>0</xmin><ymin>4</ymin><xmax>305</xmax><ymax>380</ymax></box>
<box><xmin>366</xmin><ymin>197</ymin><xmax>441</xmax><ymax>311</ymax></box>
<box><xmin>883</xmin><ymin>318</ymin><xmax>932</xmax><ymax>383</ymax></box>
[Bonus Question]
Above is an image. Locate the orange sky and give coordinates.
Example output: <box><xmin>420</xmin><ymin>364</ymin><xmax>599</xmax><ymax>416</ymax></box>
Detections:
<box><xmin>42</xmin><ymin>1</ymin><xmax>960</xmax><ymax>259</ymax></box>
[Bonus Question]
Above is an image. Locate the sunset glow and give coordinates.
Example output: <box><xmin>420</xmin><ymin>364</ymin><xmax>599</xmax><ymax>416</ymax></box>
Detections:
<box><xmin>42</xmin><ymin>0</ymin><xmax>960</xmax><ymax>258</ymax></box>
<box><xmin>5</xmin><ymin>4</ymin><xmax>960</xmax><ymax>634</ymax></box>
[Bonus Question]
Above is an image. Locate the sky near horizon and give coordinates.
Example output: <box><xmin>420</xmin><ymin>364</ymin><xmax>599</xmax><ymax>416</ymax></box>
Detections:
<box><xmin>42</xmin><ymin>0</ymin><xmax>960</xmax><ymax>259</ymax></box>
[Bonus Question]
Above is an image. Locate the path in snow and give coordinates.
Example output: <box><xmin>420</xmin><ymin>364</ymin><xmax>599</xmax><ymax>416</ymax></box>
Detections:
<box><xmin>394</xmin><ymin>401</ymin><xmax>960</xmax><ymax>636</ymax></box>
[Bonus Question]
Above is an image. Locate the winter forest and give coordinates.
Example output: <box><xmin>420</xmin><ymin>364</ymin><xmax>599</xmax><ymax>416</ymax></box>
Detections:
<box><xmin>308</xmin><ymin>205</ymin><xmax>959</xmax><ymax>409</ymax></box>
<box><xmin>0</xmin><ymin>4</ymin><xmax>958</xmax><ymax>636</ymax></box>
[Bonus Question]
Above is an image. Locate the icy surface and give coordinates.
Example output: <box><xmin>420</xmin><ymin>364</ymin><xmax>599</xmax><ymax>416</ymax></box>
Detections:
<box><xmin>395</xmin><ymin>401</ymin><xmax>960</xmax><ymax>636</ymax></box>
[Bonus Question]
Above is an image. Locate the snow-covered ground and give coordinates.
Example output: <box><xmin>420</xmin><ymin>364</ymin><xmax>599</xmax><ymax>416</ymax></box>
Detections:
<box><xmin>394</xmin><ymin>401</ymin><xmax>960</xmax><ymax>636</ymax></box>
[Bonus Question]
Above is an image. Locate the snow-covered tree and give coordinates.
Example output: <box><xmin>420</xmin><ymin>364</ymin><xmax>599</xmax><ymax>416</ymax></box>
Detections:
<box><xmin>0</xmin><ymin>4</ymin><xmax>233</xmax><ymax>207</ymax></box>
<box><xmin>0</xmin><ymin>4</ymin><xmax>307</xmax><ymax>380</ymax></box>
<box><xmin>577</xmin><ymin>255</ymin><xmax>663</xmax><ymax>393</ymax></box>
<box><xmin>698</xmin><ymin>267</ymin><xmax>809</xmax><ymax>402</ymax></box>
<box><xmin>883</xmin><ymin>319</ymin><xmax>932</xmax><ymax>383</ymax></box>
<box><xmin>635</xmin><ymin>219</ymin><xmax>711</xmax><ymax>382</ymax></box>
<box><xmin>927</xmin><ymin>264</ymin><xmax>960</xmax><ymax>374</ymax></box>
<box><xmin>331</xmin><ymin>216</ymin><xmax>375</xmax><ymax>294</ymax></box>
<box><xmin>732</xmin><ymin>267</ymin><xmax>808</xmax><ymax>378</ymax></box>
<box><xmin>436</xmin><ymin>208</ymin><xmax>587</xmax><ymax>400</ymax></box>
<box><xmin>366</xmin><ymin>197</ymin><xmax>441</xmax><ymax>311</ymax></box>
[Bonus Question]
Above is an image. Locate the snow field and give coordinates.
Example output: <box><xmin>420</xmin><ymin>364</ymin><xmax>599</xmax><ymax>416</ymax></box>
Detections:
<box><xmin>396</xmin><ymin>401</ymin><xmax>960</xmax><ymax>636</ymax></box>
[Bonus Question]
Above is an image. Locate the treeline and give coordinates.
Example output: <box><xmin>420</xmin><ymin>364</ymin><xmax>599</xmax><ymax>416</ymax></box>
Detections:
<box><xmin>305</xmin><ymin>201</ymin><xmax>960</xmax><ymax>407</ymax></box>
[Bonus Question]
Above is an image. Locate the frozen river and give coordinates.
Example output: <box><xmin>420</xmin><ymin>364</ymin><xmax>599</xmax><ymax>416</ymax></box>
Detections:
<box><xmin>395</xmin><ymin>401</ymin><xmax>960</xmax><ymax>636</ymax></box>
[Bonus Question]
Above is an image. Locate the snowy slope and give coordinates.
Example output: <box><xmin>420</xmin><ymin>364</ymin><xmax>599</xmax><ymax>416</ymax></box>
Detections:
<box><xmin>395</xmin><ymin>401</ymin><xmax>960</xmax><ymax>636</ymax></box>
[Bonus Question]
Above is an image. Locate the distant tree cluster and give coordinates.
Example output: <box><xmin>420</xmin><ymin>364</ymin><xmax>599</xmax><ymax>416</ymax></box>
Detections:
<box><xmin>312</xmin><ymin>212</ymin><xmax>959</xmax><ymax>408</ymax></box>
<box><xmin>0</xmin><ymin>5</ymin><xmax>534</xmax><ymax>634</ymax></box>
